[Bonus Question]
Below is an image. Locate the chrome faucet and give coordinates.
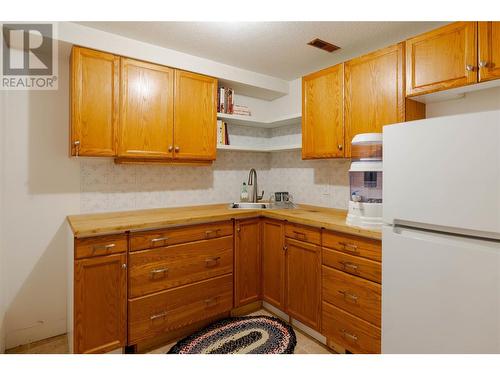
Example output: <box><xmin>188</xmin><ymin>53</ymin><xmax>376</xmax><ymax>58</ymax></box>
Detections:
<box><xmin>248</xmin><ymin>168</ymin><xmax>264</xmax><ymax>203</ymax></box>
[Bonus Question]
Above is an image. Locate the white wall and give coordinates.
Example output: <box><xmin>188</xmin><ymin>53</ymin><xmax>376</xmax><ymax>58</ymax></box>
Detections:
<box><xmin>1</xmin><ymin>42</ymin><xmax>80</xmax><ymax>349</ymax></box>
<box><xmin>426</xmin><ymin>86</ymin><xmax>500</xmax><ymax>118</ymax></box>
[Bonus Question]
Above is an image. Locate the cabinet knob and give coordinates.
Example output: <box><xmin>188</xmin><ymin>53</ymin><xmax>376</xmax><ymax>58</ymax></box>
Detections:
<box><xmin>122</xmin><ymin>263</ymin><xmax>127</xmax><ymax>269</ymax></box>
<box><xmin>168</xmin><ymin>145</ymin><xmax>173</xmax><ymax>152</ymax></box>
<box><xmin>283</xmin><ymin>245</ymin><xmax>288</xmax><ymax>252</ymax></box>
<box><xmin>338</xmin><ymin>144</ymin><xmax>343</xmax><ymax>151</ymax></box>
<box><xmin>466</xmin><ymin>64</ymin><xmax>476</xmax><ymax>72</ymax></box>
<box><xmin>479</xmin><ymin>60</ymin><xmax>488</xmax><ymax>69</ymax></box>
<box><xmin>74</xmin><ymin>140</ymin><xmax>80</xmax><ymax>157</ymax></box>
<box><xmin>174</xmin><ymin>146</ymin><xmax>180</xmax><ymax>153</ymax></box>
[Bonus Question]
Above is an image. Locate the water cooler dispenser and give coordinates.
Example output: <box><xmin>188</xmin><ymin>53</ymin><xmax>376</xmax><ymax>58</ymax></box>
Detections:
<box><xmin>346</xmin><ymin>133</ymin><xmax>382</xmax><ymax>230</ymax></box>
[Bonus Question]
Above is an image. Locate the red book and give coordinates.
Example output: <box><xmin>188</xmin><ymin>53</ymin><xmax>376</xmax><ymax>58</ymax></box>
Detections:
<box><xmin>224</xmin><ymin>122</ymin><xmax>230</xmax><ymax>145</ymax></box>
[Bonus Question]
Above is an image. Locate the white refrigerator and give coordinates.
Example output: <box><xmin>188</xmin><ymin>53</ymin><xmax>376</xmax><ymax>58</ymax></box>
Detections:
<box><xmin>382</xmin><ymin>110</ymin><xmax>500</xmax><ymax>353</ymax></box>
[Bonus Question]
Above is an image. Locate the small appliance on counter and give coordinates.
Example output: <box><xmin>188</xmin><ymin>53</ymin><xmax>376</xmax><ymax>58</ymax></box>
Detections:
<box><xmin>270</xmin><ymin>192</ymin><xmax>295</xmax><ymax>208</ymax></box>
<box><xmin>346</xmin><ymin>133</ymin><xmax>382</xmax><ymax>230</ymax></box>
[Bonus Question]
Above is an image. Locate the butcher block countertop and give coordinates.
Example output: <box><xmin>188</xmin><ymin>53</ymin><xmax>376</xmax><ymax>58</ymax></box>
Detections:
<box><xmin>67</xmin><ymin>203</ymin><xmax>381</xmax><ymax>240</ymax></box>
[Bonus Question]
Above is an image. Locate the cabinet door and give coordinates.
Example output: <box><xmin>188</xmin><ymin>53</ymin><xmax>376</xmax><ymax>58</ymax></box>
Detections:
<box><xmin>234</xmin><ymin>219</ymin><xmax>261</xmax><ymax>307</ymax></box>
<box><xmin>285</xmin><ymin>238</ymin><xmax>321</xmax><ymax>331</ymax></box>
<box><xmin>406</xmin><ymin>22</ymin><xmax>477</xmax><ymax>96</ymax></box>
<box><xmin>74</xmin><ymin>253</ymin><xmax>127</xmax><ymax>354</ymax></box>
<box><xmin>302</xmin><ymin>64</ymin><xmax>344</xmax><ymax>159</ymax></box>
<box><xmin>70</xmin><ymin>47</ymin><xmax>119</xmax><ymax>156</ymax></box>
<box><xmin>344</xmin><ymin>43</ymin><xmax>405</xmax><ymax>157</ymax></box>
<box><xmin>479</xmin><ymin>22</ymin><xmax>500</xmax><ymax>82</ymax></box>
<box><xmin>261</xmin><ymin>219</ymin><xmax>285</xmax><ymax>310</ymax></box>
<box><xmin>119</xmin><ymin>58</ymin><xmax>174</xmax><ymax>158</ymax></box>
<box><xmin>173</xmin><ymin>70</ymin><xmax>217</xmax><ymax>160</ymax></box>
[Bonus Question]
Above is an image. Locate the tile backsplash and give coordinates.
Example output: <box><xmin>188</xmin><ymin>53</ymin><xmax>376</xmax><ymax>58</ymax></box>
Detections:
<box><xmin>80</xmin><ymin>149</ymin><xmax>350</xmax><ymax>214</ymax></box>
<box><xmin>268</xmin><ymin>150</ymin><xmax>350</xmax><ymax>209</ymax></box>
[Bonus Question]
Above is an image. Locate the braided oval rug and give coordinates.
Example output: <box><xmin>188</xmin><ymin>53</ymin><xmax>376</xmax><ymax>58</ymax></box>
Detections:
<box><xmin>167</xmin><ymin>316</ymin><xmax>296</xmax><ymax>354</ymax></box>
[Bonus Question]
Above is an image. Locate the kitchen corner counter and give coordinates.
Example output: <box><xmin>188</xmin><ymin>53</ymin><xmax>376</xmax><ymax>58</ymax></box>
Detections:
<box><xmin>67</xmin><ymin>203</ymin><xmax>381</xmax><ymax>240</ymax></box>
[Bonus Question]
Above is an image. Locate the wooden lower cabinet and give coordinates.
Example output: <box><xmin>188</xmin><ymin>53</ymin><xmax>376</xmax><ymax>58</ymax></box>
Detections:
<box><xmin>234</xmin><ymin>219</ymin><xmax>261</xmax><ymax>307</ymax></box>
<box><xmin>128</xmin><ymin>274</ymin><xmax>233</xmax><ymax>344</ymax></box>
<box><xmin>71</xmin><ymin>217</ymin><xmax>382</xmax><ymax>354</ymax></box>
<box><xmin>74</xmin><ymin>253</ymin><xmax>127</xmax><ymax>354</ymax></box>
<box><xmin>285</xmin><ymin>238</ymin><xmax>321</xmax><ymax>331</ymax></box>
<box><xmin>128</xmin><ymin>236</ymin><xmax>233</xmax><ymax>298</ymax></box>
<box><xmin>322</xmin><ymin>301</ymin><xmax>381</xmax><ymax>354</ymax></box>
<box><xmin>321</xmin><ymin>229</ymin><xmax>382</xmax><ymax>354</ymax></box>
<box><xmin>322</xmin><ymin>266</ymin><xmax>381</xmax><ymax>327</ymax></box>
<box><xmin>261</xmin><ymin>219</ymin><xmax>286</xmax><ymax>310</ymax></box>
<box><xmin>322</xmin><ymin>247</ymin><xmax>381</xmax><ymax>284</ymax></box>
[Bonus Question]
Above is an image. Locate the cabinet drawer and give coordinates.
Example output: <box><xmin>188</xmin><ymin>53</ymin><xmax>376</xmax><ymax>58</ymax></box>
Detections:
<box><xmin>322</xmin><ymin>230</ymin><xmax>381</xmax><ymax>262</ymax></box>
<box><xmin>322</xmin><ymin>301</ymin><xmax>380</xmax><ymax>354</ymax></box>
<box><xmin>322</xmin><ymin>248</ymin><xmax>381</xmax><ymax>284</ymax></box>
<box><xmin>128</xmin><ymin>274</ymin><xmax>233</xmax><ymax>344</ymax></box>
<box><xmin>129</xmin><ymin>236</ymin><xmax>233</xmax><ymax>298</ymax></box>
<box><xmin>130</xmin><ymin>221</ymin><xmax>233</xmax><ymax>251</ymax></box>
<box><xmin>322</xmin><ymin>266</ymin><xmax>381</xmax><ymax>327</ymax></box>
<box><xmin>285</xmin><ymin>223</ymin><xmax>320</xmax><ymax>245</ymax></box>
<box><xmin>75</xmin><ymin>234</ymin><xmax>127</xmax><ymax>259</ymax></box>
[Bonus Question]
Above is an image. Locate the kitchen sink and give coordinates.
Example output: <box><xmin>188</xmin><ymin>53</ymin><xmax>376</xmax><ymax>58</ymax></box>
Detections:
<box><xmin>229</xmin><ymin>202</ymin><xmax>271</xmax><ymax>209</ymax></box>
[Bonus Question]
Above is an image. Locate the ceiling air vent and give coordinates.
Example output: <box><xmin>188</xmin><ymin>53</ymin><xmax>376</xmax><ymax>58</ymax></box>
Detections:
<box><xmin>307</xmin><ymin>38</ymin><xmax>340</xmax><ymax>53</ymax></box>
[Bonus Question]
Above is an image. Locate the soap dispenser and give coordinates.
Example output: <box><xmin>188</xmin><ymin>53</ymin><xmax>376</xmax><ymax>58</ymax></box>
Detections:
<box><xmin>240</xmin><ymin>182</ymin><xmax>249</xmax><ymax>202</ymax></box>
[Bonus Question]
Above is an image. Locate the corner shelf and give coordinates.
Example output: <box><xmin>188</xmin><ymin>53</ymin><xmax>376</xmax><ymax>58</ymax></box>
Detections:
<box><xmin>217</xmin><ymin>112</ymin><xmax>301</xmax><ymax>129</ymax></box>
<box><xmin>217</xmin><ymin>144</ymin><xmax>301</xmax><ymax>153</ymax></box>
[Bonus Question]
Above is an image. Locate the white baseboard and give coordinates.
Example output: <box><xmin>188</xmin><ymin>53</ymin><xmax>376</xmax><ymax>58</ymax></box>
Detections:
<box><xmin>262</xmin><ymin>301</ymin><xmax>289</xmax><ymax>321</ymax></box>
<box><xmin>262</xmin><ymin>301</ymin><xmax>326</xmax><ymax>345</ymax></box>
<box><xmin>5</xmin><ymin>318</ymin><xmax>67</xmax><ymax>350</ymax></box>
<box><xmin>291</xmin><ymin>318</ymin><xmax>326</xmax><ymax>345</ymax></box>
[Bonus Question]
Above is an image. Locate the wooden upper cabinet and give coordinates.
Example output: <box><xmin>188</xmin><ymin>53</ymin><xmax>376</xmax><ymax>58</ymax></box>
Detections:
<box><xmin>479</xmin><ymin>22</ymin><xmax>500</xmax><ymax>82</ymax></box>
<box><xmin>74</xmin><ymin>253</ymin><xmax>127</xmax><ymax>354</ymax></box>
<box><xmin>261</xmin><ymin>219</ymin><xmax>285</xmax><ymax>311</ymax></box>
<box><xmin>118</xmin><ymin>58</ymin><xmax>174</xmax><ymax>158</ymax></box>
<box><xmin>344</xmin><ymin>43</ymin><xmax>405</xmax><ymax>157</ymax></box>
<box><xmin>406</xmin><ymin>22</ymin><xmax>477</xmax><ymax>96</ymax></box>
<box><xmin>234</xmin><ymin>219</ymin><xmax>261</xmax><ymax>307</ymax></box>
<box><xmin>173</xmin><ymin>70</ymin><xmax>217</xmax><ymax>160</ymax></box>
<box><xmin>71</xmin><ymin>47</ymin><xmax>119</xmax><ymax>156</ymax></box>
<box><xmin>285</xmin><ymin>237</ymin><xmax>321</xmax><ymax>331</ymax></box>
<box><xmin>302</xmin><ymin>64</ymin><xmax>344</xmax><ymax>159</ymax></box>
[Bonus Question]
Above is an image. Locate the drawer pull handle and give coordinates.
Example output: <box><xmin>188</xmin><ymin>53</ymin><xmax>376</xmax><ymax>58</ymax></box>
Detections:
<box><xmin>205</xmin><ymin>256</ymin><xmax>221</xmax><ymax>267</ymax></box>
<box><xmin>150</xmin><ymin>268</ymin><xmax>169</xmax><ymax>277</ymax></box>
<box><xmin>92</xmin><ymin>243</ymin><xmax>115</xmax><ymax>251</ymax></box>
<box><xmin>150</xmin><ymin>312</ymin><xmax>167</xmax><ymax>321</ymax></box>
<box><xmin>339</xmin><ymin>242</ymin><xmax>358</xmax><ymax>253</ymax></box>
<box><xmin>338</xmin><ymin>290</ymin><xmax>359</xmax><ymax>303</ymax></box>
<box><xmin>341</xmin><ymin>329</ymin><xmax>358</xmax><ymax>341</ymax></box>
<box><xmin>151</xmin><ymin>237</ymin><xmax>168</xmax><ymax>244</ymax></box>
<box><xmin>205</xmin><ymin>229</ymin><xmax>221</xmax><ymax>238</ymax></box>
<box><xmin>204</xmin><ymin>297</ymin><xmax>218</xmax><ymax>307</ymax></box>
<box><xmin>340</xmin><ymin>261</ymin><xmax>359</xmax><ymax>272</ymax></box>
<box><xmin>293</xmin><ymin>231</ymin><xmax>307</xmax><ymax>240</ymax></box>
